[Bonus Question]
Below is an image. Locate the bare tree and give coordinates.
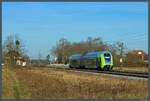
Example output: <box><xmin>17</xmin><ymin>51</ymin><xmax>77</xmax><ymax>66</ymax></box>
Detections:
<box><xmin>115</xmin><ymin>42</ymin><xmax>127</xmax><ymax>67</ymax></box>
<box><xmin>3</xmin><ymin>34</ymin><xmax>27</xmax><ymax>67</ymax></box>
<box><xmin>51</xmin><ymin>38</ymin><xmax>71</xmax><ymax>64</ymax></box>
<box><xmin>51</xmin><ymin>37</ymin><xmax>108</xmax><ymax>64</ymax></box>
<box><xmin>38</xmin><ymin>51</ymin><xmax>42</xmax><ymax>66</ymax></box>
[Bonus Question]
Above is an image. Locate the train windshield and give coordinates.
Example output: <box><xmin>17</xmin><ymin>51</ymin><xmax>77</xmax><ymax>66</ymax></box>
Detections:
<box><xmin>104</xmin><ymin>53</ymin><xmax>111</xmax><ymax>64</ymax></box>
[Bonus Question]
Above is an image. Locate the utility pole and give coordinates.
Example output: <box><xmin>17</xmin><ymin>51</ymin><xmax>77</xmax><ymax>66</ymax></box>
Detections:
<box><xmin>63</xmin><ymin>42</ymin><xmax>64</xmax><ymax>64</ymax></box>
<box><xmin>60</xmin><ymin>38</ymin><xmax>65</xmax><ymax>64</ymax></box>
<box><xmin>120</xmin><ymin>43</ymin><xmax>123</xmax><ymax>70</ymax></box>
<box><xmin>38</xmin><ymin>51</ymin><xmax>42</xmax><ymax>67</ymax></box>
<box><xmin>117</xmin><ymin>42</ymin><xmax>124</xmax><ymax>70</ymax></box>
<box><xmin>15</xmin><ymin>40</ymin><xmax>20</xmax><ymax>66</ymax></box>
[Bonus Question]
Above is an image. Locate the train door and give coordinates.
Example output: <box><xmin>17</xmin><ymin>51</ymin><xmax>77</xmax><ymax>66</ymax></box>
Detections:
<box><xmin>71</xmin><ymin>59</ymin><xmax>80</xmax><ymax>68</ymax></box>
<box><xmin>80</xmin><ymin>58</ymin><xmax>85</xmax><ymax>68</ymax></box>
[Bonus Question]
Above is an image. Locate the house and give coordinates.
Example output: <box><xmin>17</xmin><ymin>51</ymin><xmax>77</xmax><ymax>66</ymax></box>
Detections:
<box><xmin>131</xmin><ymin>50</ymin><xmax>148</xmax><ymax>63</ymax></box>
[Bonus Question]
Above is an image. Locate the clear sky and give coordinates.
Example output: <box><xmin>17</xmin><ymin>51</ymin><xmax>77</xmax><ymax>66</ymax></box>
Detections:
<box><xmin>2</xmin><ymin>2</ymin><xmax>148</xmax><ymax>59</ymax></box>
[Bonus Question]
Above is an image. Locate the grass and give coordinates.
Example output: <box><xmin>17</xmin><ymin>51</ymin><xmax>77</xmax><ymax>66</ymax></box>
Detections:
<box><xmin>2</xmin><ymin>68</ymin><xmax>30</xmax><ymax>99</ymax></box>
<box><xmin>2</xmin><ymin>68</ymin><xmax>16</xmax><ymax>99</ymax></box>
<box><xmin>48</xmin><ymin>64</ymin><xmax>148</xmax><ymax>72</ymax></box>
<box><xmin>2</xmin><ymin>66</ymin><xmax>148</xmax><ymax>100</ymax></box>
<box><xmin>47</xmin><ymin>64</ymin><xmax>69</xmax><ymax>68</ymax></box>
<box><xmin>113</xmin><ymin>67</ymin><xmax>148</xmax><ymax>72</ymax></box>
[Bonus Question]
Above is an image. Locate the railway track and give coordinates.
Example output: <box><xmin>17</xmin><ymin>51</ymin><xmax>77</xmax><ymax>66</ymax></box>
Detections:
<box><xmin>46</xmin><ymin>66</ymin><xmax>148</xmax><ymax>80</ymax></box>
<box><xmin>68</xmin><ymin>68</ymin><xmax>148</xmax><ymax>78</ymax></box>
<box><xmin>107</xmin><ymin>70</ymin><xmax>148</xmax><ymax>78</ymax></box>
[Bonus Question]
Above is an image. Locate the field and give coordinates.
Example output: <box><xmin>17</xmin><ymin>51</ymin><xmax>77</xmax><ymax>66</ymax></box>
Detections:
<box><xmin>2</xmin><ymin>66</ymin><xmax>148</xmax><ymax>100</ymax></box>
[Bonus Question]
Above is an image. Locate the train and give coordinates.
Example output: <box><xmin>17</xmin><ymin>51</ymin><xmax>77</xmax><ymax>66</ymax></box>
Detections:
<box><xmin>69</xmin><ymin>51</ymin><xmax>114</xmax><ymax>71</ymax></box>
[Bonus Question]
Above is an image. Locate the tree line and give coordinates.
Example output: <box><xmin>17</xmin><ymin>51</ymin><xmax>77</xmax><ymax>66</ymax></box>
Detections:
<box><xmin>2</xmin><ymin>34</ymin><xmax>147</xmax><ymax>67</ymax></box>
<box><xmin>51</xmin><ymin>37</ymin><xmax>147</xmax><ymax>67</ymax></box>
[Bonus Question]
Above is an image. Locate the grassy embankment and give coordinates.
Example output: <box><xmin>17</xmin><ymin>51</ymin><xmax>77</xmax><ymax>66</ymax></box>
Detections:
<box><xmin>2</xmin><ymin>67</ymin><xmax>30</xmax><ymax>99</ymax></box>
<box><xmin>2</xmin><ymin>66</ymin><xmax>148</xmax><ymax>100</ymax></box>
<box><xmin>47</xmin><ymin>64</ymin><xmax>148</xmax><ymax>72</ymax></box>
<box><xmin>113</xmin><ymin>67</ymin><xmax>148</xmax><ymax>72</ymax></box>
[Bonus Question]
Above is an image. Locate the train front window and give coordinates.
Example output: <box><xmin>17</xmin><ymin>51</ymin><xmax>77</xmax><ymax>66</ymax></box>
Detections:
<box><xmin>104</xmin><ymin>53</ymin><xmax>111</xmax><ymax>63</ymax></box>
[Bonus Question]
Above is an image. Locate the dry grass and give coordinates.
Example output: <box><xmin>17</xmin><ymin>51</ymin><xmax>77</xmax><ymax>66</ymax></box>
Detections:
<box><xmin>114</xmin><ymin>67</ymin><xmax>148</xmax><ymax>72</ymax></box>
<box><xmin>47</xmin><ymin>64</ymin><xmax>148</xmax><ymax>72</ymax></box>
<box><xmin>2</xmin><ymin>67</ymin><xmax>148</xmax><ymax>100</ymax></box>
<box><xmin>2</xmin><ymin>68</ymin><xmax>30</xmax><ymax>99</ymax></box>
<box><xmin>47</xmin><ymin>64</ymin><xmax>69</xmax><ymax>68</ymax></box>
<box><xmin>2</xmin><ymin>68</ymin><xmax>16</xmax><ymax>99</ymax></box>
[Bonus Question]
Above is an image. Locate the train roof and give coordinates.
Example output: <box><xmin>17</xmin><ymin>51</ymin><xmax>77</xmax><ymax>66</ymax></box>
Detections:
<box><xmin>69</xmin><ymin>54</ymin><xmax>82</xmax><ymax>59</ymax></box>
<box><xmin>70</xmin><ymin>51</ymin><xmax>111</xmax><ymax>59</ymax></box>
<box><xmin>85</xmin><ymin>51</ymin><xmax>111</xmax><ymax>55</ymax></box>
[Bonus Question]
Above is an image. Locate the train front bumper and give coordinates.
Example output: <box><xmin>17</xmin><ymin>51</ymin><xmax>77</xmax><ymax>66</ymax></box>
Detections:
<box><xmin>103</xmin><ymin>65</ymin><xmax>113</xmax><ymax>70</ymax></box>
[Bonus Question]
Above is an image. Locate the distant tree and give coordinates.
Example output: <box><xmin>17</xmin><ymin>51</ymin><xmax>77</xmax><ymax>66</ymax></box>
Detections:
<box><xmin>51</xmin><ymin>37</ymin><xmax>109</xmax><ymax>63</ymax></box>
<box><xmin>38</xmin><ymin>51</ymin><xmax>42</xmax><ymax>66</ymax></box>
<box><xmin>51</xmin><ymin>38</ymin><xmax>71</xmax><ymax>64</ymax></box>
<box><xmin>71</xmin><ymin>42</ymin><xmax>87</xmax><ymax>55</ymax></box>
<box><xmin>3</xmin><ymin>34</ymin><xmax>27</xmax><ymax>67</ymax></box>
<box><xmin>93</xmin><ymin>37</ymin><xmax>107</xmax><ymax>52</ymax></box>
<box><xmin>115</xmin><ymin>42</ymin><xmax>127</xmax><ymax>67</ymax></box>
<box><xmin>106</xmin><ymin>43</ymin><xmax>117</xmax><ymax>55</ymax></box>
<box><xmin>84</xmin><ymin>37</ymin><xmax>107</xmax><ymax>52</ymax></box>
<box><xmin>87</xmin><ymin>37</ymin><xmax>93</xmax><ymax>52</ymax></box>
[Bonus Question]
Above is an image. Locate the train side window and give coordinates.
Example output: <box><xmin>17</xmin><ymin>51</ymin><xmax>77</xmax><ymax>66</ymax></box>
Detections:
<box><xmin>97</xmin><ymin>57</ymin><xmax>101</xmax><ymax>66</ymax></box>
<box><xmin>72</xmin><ymin>60</ymin><xmax>77</xmax><ymax>63</ymax></box>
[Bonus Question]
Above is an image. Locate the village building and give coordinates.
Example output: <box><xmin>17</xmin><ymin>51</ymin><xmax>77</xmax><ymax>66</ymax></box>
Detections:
<box><xmin>4</xmin><ymin>50</ymin><xmax>29</xmax><ymax>67</ymax></box>
<box><xmin>131</xmin><ymin>50</ymin><xmax>148</xmax><ymax>61</ymax></box>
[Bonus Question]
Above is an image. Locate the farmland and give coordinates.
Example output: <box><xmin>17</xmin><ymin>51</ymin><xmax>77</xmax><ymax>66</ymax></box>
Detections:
<box><xmin>2</xmin><ymin>66</ymin><xmax>148</xmax><ymax>100</ymax></box>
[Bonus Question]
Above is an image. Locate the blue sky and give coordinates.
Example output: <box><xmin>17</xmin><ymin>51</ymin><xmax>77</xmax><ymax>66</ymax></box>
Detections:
<box><xmin>2</xmin><ymin>2</ymin><xmax>148</xmax><ymax>59</ymax></box>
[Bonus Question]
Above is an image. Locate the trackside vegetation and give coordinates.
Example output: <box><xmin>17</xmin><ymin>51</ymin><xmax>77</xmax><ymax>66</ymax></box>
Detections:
<box><xmin>2</xmin><ymin>67</ymin><xmax>148</xmax><ymax>100</ymax></box>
